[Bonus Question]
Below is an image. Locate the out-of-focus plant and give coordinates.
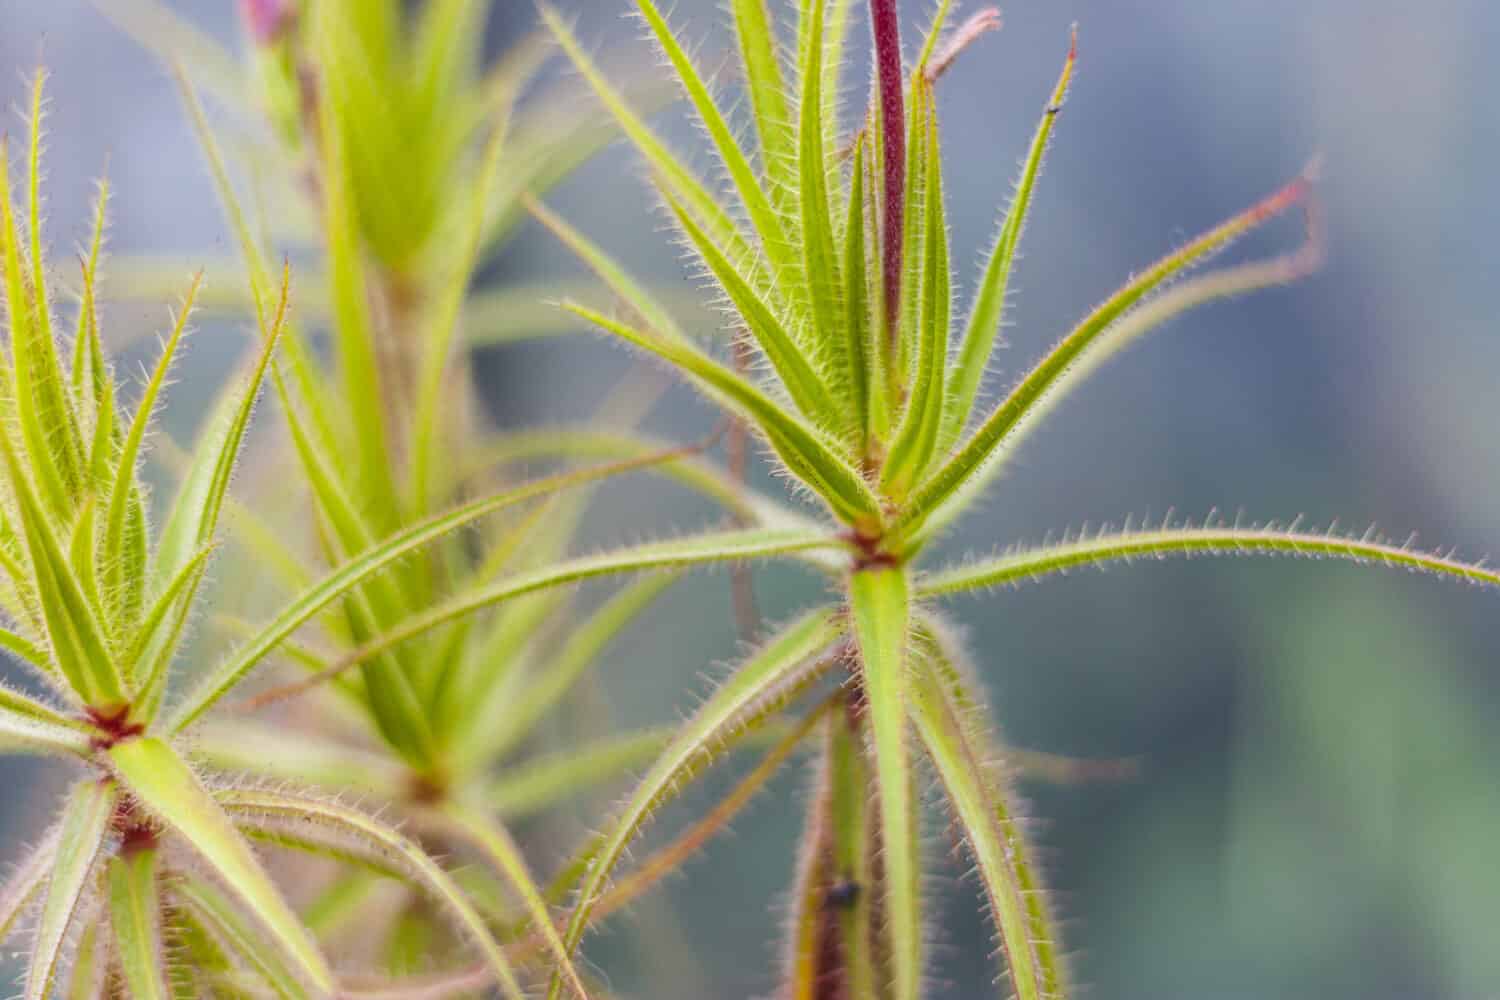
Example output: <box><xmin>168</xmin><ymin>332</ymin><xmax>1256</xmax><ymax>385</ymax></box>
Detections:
<box><xmin>98</xmin><ymin>0</ymin><xmax>793</xmax><ymax>983</ymax></box>
<box><xmin>98</xmin><ymin>0</ymin><xmax>689</xmax><ymax>347</ymax></box>
<box><xmin>0</xmin><ymin>72</ymin><xmax>681</xmax><ymax>998</ymax></box>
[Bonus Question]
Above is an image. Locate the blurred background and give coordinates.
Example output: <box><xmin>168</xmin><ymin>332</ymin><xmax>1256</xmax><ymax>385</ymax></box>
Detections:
<box><xmin>3</xmin><ymin>1</ymin><xmax>1499</xmax><ymax>997</ymax></box>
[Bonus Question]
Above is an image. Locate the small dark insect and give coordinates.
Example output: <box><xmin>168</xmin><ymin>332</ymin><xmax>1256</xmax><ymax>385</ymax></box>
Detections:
<box><xmin>823</xmin><ymin>878</ymin><xmax>862</xmax><ymax>910</ymax></box>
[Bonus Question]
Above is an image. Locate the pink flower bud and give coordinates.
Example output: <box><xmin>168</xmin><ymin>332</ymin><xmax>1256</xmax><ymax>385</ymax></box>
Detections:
<box><xmin>240</xmin><ymin>0</ymin><xmax>295</xmax><ymax>45</ymax></box>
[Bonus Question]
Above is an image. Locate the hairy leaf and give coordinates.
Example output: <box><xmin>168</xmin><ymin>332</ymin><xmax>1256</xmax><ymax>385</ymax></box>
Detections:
<box><xmin>216</xmin><ymin>788</ymin><xmax>526</xmax><ymax>1000</ymax></box>
<box><xmin>26</xmin><ymin>778</ymin><xmax>116</xmax><ymax>1000</ymax></box>
<box><xmin>108</xmin><ymin>737</ymin><xmax>334</xmax><ymax>994</ymax></box>
<box><xmin>108</xmin><ymin>848</ymin><xmax>170</xmax><ymax>1000</ymax></box>
<box><xmin>546</xmin><ymin>610</ymin><xmax>844</xmax><ymax>999</ymax></box>
<box><xmin>918</xmin><ymin>523</ymin><xmax>1500</xmax><ymax>597</ymax></box>
<box><xmin>848</xmin><ymin>566</ymin><xmax>921</xmax><ymax>1000</ymax></box>
<box><xmin>942</xmin><ymin>29</ymin><xmax>1077</xmax><ymax>450</ymax></box>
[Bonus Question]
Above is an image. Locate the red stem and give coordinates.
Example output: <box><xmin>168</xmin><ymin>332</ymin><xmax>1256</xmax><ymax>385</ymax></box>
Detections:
<box><xmin>869</xmin><ymin>0</ymin><xmax>906</xmax><ymax>339</ymax></box>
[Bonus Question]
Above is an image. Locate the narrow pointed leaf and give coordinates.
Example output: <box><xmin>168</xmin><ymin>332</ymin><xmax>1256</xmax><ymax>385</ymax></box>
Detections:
<box><xmin>486</xmin><ymin>728</ymin><xmax>672</xmax><ymax>820</ymax></box>
<box><xmin>0</xmin><ymin>432</ymin><xmax>125</xmax><ymax>710</ymax></box>
<box><xmin>848</xmin><ymin>565</ymin><xmax>921</xmax><ymax>1000</ymax></box>
<box><xmin>108</xmin><ymin>848</ymin><xmax>170</xmax><ymax>1000</ymax></box>
<box><xmin>899</xmin><ymin>173</ymin><xmax>1311</xmax><ymax>539</ymax></box>
<box><xmin>215</xmin><ymin>788</ymin><xmax>527</xmax><ymax>1000</ymax></box>
<box><xmin>170</xmin><ymin>452</ymin><xmax>699</xmax><ymax>732</ymax></box>
<box><xmin>538</xmin><ymin>4</ymin><xmax>756</xmax><ymax>275</ymax></box>
<box><xmin>795</xmin><ymin>0</ymin><xmax>844</xmax><ymax>390</ymax></box>
<box><xmin>65</xmin><ymin>916</ymin><xmax>106</xmax><ymax>1000</ymax></box>
<box><xmin>127</xmin><ymin>544</ymin><xmax>213</xmax><ymax>701</ymax></box>
<box><xmin>883</xmin><ymin>90</ymin><xmax>949</xmax><ymax>494</ymax></box>
<box><xmin>0</xmin><ymin>828</ymin><xmax>59</xmax><ymax>944</ymax></box>
<box><xmin>564</xmin><ymin>302</ymin><xmax>881</xmax><ymax>526</ymax></box>
<box><xmin>334</xmin><ymin>529</ymin><xmax>845</xmax><ymax>686</ymax></box>
<box><xmin>171</xmin><ymin>873</ymin><xmax>312</xmax><ymax>1000</ymax></box>
<box><xmin>155</xmin><ymin>262</ymin><xmax>288</xmax><ymax>588</ymax></box>
<box><xmin>919</xmin><ymin>211</ymin><xmax>1326</xmax><ymax>543</ymax></box>
<box><xmin>661</xmin><ymin>192</ymin><xmax>834</xmax><ymax>431</ymax></box>
<box><xmin>547</xmin><ymin>611</ymin><xmax>844</xmax><ymax>999</ymax></box>
<box><xmin>731</xmin><ymin>0</ymin><xmax>793</xmax><ymax>194</ymax></box>
<box><xmin>472</xmin><ymin>572</ymin><xmax>679</xmax><ymax>763</ymax></box>
<box><xmin>104</xmin><ymin>273</ymin><xmax>201</xmax><ymax>616</ymax></box>
<box><xmin>841</xmin><ymin>132</ymin><xmax>873</xmax><ymax>454</ymax></box>
<box><xmin>28</xmin><ymin>779</ymin><xmax>117</xmax><ymax>1000</ymax></box>
<box><xmin>526</xmin><ymin>197</ymin><xmax>689</xmax><ymax>343</ymax></box>
<box><xmin>942</xmin><ymin>30</ymin><xmax>1076</xmax><ymax>450</ymax></box>
<box><xmin>312</xmin><ymin>70</ymin><xmax>400</xmax><ymax>531</ymax></box>
<box><xmin>0</xmin><ymin>626</ymin><xmax>51</xmax><ymax>676</ymax></box>
<box><xmin>441</xmin><ymin>805</ymin><xmax>591</xmax><ymax>999</ymax></box>
<box><xmin>108</xmin><ymin>737</ymin><xmax>335</xmax><ymax>994</ymax></box>
<box><xmin>917</xmin><ymin>524</ymin><xmax>1500</xmax><ymax>597</ymax></box>
<box><xmin>635</xmin><ymin>0</ymin><xmax>797</xmax><ymax>296</ymax></box>
<box><xmin>0</xmin><ymin>688</ymin><xmax>91</xmax><ymax>756</ymax></box>
<box><xmin>908</xmin><ymin>642</ymin><xmax>1061</xmax><ymax>1000</ymax></box>
<box><xmin>1</xmin><ymin>141</ymin><xmax>76</xmax><ymax>519</ymax></box>
<box><xmin>410</xmin><ymin>108</ymin><xmax>508</xmax><ymax>513</ymax></box>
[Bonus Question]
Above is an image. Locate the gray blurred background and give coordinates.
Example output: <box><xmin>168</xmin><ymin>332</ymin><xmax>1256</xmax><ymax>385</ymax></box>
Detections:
<box><xmin>4</xmin><ymin>1</ymin><xmax>1499</xmax><ymax>997</ymax></box>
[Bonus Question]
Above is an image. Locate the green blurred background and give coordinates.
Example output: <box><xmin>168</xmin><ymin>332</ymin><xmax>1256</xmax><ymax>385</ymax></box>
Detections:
<box><xmin>3</xmin><ymin>1</ymin><xmax>1499</xmax><ymax>997</ymax></box>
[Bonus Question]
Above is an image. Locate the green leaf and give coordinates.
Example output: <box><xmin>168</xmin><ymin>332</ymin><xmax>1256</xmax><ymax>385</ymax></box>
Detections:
<box><xmin>27</xmin><ymin>779</ymin><xmax>117</xmax><ymax>1000</ymax></box>
<box><xmin>440</xmin><ymin>805</ymin><xmax>591</xmax><ymax>999</ymax></box>
<box><xmin>0</xmin><ymin>829</ymin><xmax>58</xmax><ymax>944</ymax></box>
<box><xmin>0</xmin><ymin>626</ymin><xmax>53</xmax><ymax>677</ymax></box>
<box><xmin>730</xmin><ymin>0</ymin><xmax>793</xmax><ymax>196</ymax></box>
<box><xmin>486</xmin><ymin>727</ymin><xmax>672</xmax><ymax>820</ymax></box>
<box><xmin>126</xmin><ymin>544</ymin><xmax>214</xmax><ymax>707</ymax></box>
<box><xmin>466</xmin><ymin>572</ymin><xmax>679</xmax><ymax>765</ymax></box>
<box><xmin>547</xmin><ymin>610</ymin><xmax>845</xmax><ymax>999</ymax></box>
<box><xmin>841</xmin><ymin>132</ymin><xmax>873</xmax><ymax>456</ymax></box>
<box><xmin>847</xmin><ymin>565</ymin><xmax>921</xmax><ymax>1000</ymax></box>
<box><xmin>942</xmin><ymin>30</ymin><xmax>1076</xmax><ymax>451</ymax></box>
<box><xmin>333</xmin><ymin>529</ymin><xmax>846</xmax><ymax>689</ymax></box>
<box><xmin>908</xmin><ymin>633</ymin><xmax>1063</xmax><ymax>1000</ymax></box>
<box><xmin>0</xmin><ymin>687</ymin><xmax>91</xmax><ymax>756</ymax></box>
<box><xmin>155</xmin><ymin>268</ymin><xmax>286</xmax><ymax>588</ymax></box>
<box><xmin>563</xmin><ymin>302</ymin><xmax>881</xmax><ymax>527</ymax></box>
<box><xmin>190</xmin><ymin>718</ymin><xmax>406</xmax><ymax>799</ymax></box>
<box><xmin>215</xmin><ymin>788</ymin><xmax>527</xmax><ymax>1000</ymax></box>
<box><xmin>634</xmin><ymin>0</ymin><xmax>798</xmax><ymax>305</ymax></box>
<box><xmin>170</xmin><ymin>451</ymin><xmax>694</xmax><ymax>732</ymax></box>
<box><xmin>898</xmin><ymin>172</ymin><xmax>1311</xmax><ymax>540</ymax></box>
<box><xmin>882</xmin><ymin>88</ymin><xmax>949</xmax><ymax>495</ymax></box>
<box><xmin>172</xmin><ymin>69</ymin><xmax>340</xmax><ymax>461</ymax></box>
<box><xmin>660</xmin><ymin>192</ymin><xmax>834</xmax><ymax>433</ymax></box>
<box><xmin>525</xmin><ymin>198</ymin><xmax>690</xmax><ymax>344</ymax></box>
<box><xmin>103</xmin><ymin>272</ymin><xmax>201</xmax><ymax>623</ymax></box>
<box><xmin>917</xmin><ymin>522</ymin><xmax>1500</xmax><ymax>597</ymax></box>
<box><xmin>108</xmin><ymin>737</ymin><xmax>334</xmax><ymax>994</ymax></box>
<box><xmin>311</xmin><ymin>65</ymin><xmax>401</xmax><ymax>533</ymax></box>
<box><xmin>919</xmin><ymin>209</ymin><xmax>1325</xmax><ymax>544</ymax></box>
<box><xmin>409</xmin><ymin>98</ymin><xmax>509</xmax><ymax>514</ymax></box>
<box><xmin>65</xmin><ymin>916</ymin><xmax>106</xmax><ymax>1000</ymax></box>
<box><xmin>0</xmin><ymin>139</ymin><xmax>78</xmax><ymax>520</ymax></box>
<box><xmin>108</xmin><ymin>848</ymin><xmax>170</xmax><ymax>1000</ymax></box>
<box><xmin>538</xmin><ymin>3</ymin><xmax>760</xmax><ymax>277</ymax></box>
<box><xmin>794</xmin><ymin>0</ymin><xmax>844</xmax><ymax>396</ymax></box>
<box><xmin>171</xmin><ymin>872</ymin><xmax>312</xmax><ymax>1000</ymax></box>
<box><xmin>0</xmin><ymin>429</ymin><xmax>126</xmax><ymax>711</ymax></box>
<box><xmin>461</xmin><ymin>426</ymin><xmax>805</xmax><ymax>528</ymax></box>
